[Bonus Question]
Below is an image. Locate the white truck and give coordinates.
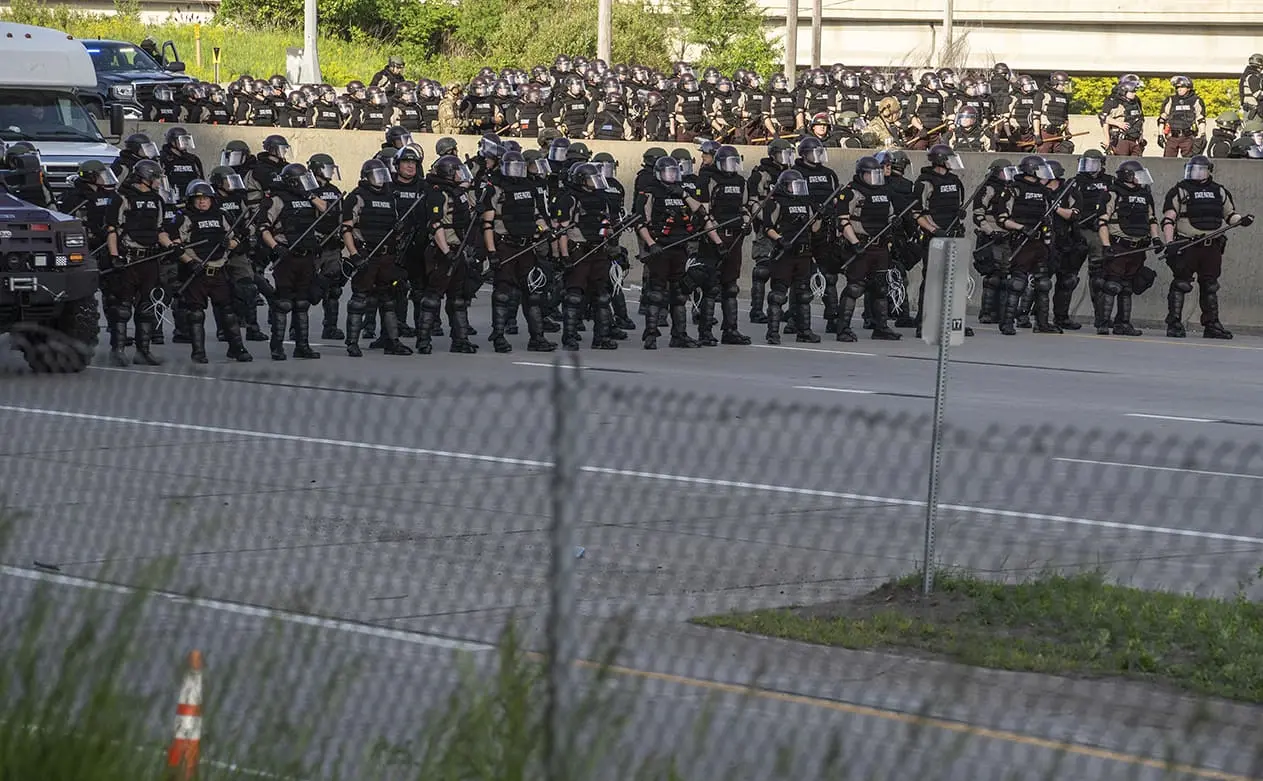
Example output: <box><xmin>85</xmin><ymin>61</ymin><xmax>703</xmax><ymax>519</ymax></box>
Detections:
<box><xmin>0</xmin><ymin>21</ymin><xmax>125</xmax><ymax>190</ymax></box>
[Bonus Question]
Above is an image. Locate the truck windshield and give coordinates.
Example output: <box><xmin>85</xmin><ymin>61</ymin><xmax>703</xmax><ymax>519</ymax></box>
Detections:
<box><xmin>83</xmin><ymin>44</ymin><xmax>162</xmax><ymax>72</ymax></box>
<box><xmin>0</xmin><ymin>90</ymin><xmax>106</xmax><ymax>143</ymax></box>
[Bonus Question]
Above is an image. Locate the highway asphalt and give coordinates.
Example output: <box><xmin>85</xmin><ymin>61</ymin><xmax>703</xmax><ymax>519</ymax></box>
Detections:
<box><xmin>2</xmin><ymin>299</ymin><xmax>1262</xmax><ymax>780</ymax></box>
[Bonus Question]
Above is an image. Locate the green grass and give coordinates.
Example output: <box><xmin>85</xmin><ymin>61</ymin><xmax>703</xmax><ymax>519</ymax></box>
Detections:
<box><xmin>694</xmin><ymin>569</ymin><xmax>1263</xmax><ymax>704</ymax></box>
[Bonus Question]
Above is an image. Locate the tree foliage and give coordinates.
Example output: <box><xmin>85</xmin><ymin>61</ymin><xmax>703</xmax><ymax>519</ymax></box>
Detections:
<box><xmin>1069</xmin><ymin>77</ymin><xmax>1238</xmax><ymax>118</ymax></box>
<box><xmin>682</xmin><ymin>0</ymin><xmax>781</xmax><ymax>76</ymax></box>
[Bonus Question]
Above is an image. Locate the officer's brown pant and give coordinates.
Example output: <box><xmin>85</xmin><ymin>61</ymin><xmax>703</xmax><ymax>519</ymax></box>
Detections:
<box><xmin>1163</xmin><ymin>135</ymin><xmax>1195</xmax><ymax>158</ymax></box>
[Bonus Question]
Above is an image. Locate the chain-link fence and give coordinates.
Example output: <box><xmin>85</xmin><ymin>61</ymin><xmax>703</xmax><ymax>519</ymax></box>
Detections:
<box><xmin>1</xmin><ymin>362</ymin><xmax>1261</xmax><ymax>780</ymax></box>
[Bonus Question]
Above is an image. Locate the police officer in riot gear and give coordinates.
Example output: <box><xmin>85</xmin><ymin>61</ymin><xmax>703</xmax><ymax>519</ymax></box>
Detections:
<box><xmin>1158</xmin><ymin>77</ymin><xmax>1207</xmax><ymax>158</ymax></box>
<box><xmin>1040</xmin><ymin>159</ymin><xmax>1083</xmax><ymax>333</ymax></box>
<box><xmin>695</xmin><ymin>145</ymin><xmax>751</xmax><ymax>346</ymax></box>
<box><xmin>256</xmin><ymin>163</ymin><xmax>329</xmax><ymax>360</ymax></box>
<box><xmin>971</xmin><ymin>159</ymin><xmax>1013</xmax><ymax>325</ymax></box>
<box><xmin>996</xmin><ymin>155</ymin><xmax>1076</xmax><ymax>335</ymax></box>
<box><xmin>58</xmin><ymin>160</ymin><xmax>117</xmax><ymax>249</ymax></box>
<box><xmin>554</xmin><ymin>162</ymin><xmax>619</xmax><ymax>350</ymax></box>
<box><xmin>790</xmin><ymin>137</ymin><xmax>836</xmax><ymax>338</ymax></box>
<box><xmin>1097</xmin><ymin>160</ymin><xmax>1162</xmax><ymax>337</ymax></box>
<box><xmin>209</xmin><ymin>165</ymin><xmax>266</xmax><ymax>342</ymax></box>
<box><xmin>763</xmin><ymin>73</ymin><xmax>797</xmax><ymax>138</ymax></box>
<box><xmin>746</xmin><ymin>139</ymin><xmax>793</xmax><ymax>324</ymax></box>
<box><xmin>912</xmin><ymin>145</ymin><xmax>966</xmax><ymax>331</ymax></box>
<box><xmin>1069</xmin><ymin>149</ymin><xmax>1115</xmax><ymax>331</ymax></box>
<box><xmin>482</xmin><ymin>150</ymin><xmax>555</xmax><ymax>353</ymax></box>
<box><xmin>341</xmin><ymin>158</ymin><xmax>411</xmax><ymax>356</ymax></box>
<box><xmin>306</xmin><ymin>154</ymin><xmax>345</xmax><ymax>340</ymax></box>
<box><xmin>1036</xmin><ymin>72</ymin><xmax>1074</xmax><ymax>154</ymax></box>
<box><xmin>1102</xmin><ymin>76</ymin><xmax>1146</xmax><ymax>156</ymax></box>
<box><xmin>417</xmin><ymin>155</ymin><xmax>478</xmax><ymax>354</ymax></box>
<box><xmin>104</xmin><ymin>159</ymin><xmax>174</xmax><ymax>366</ymax></box>
<box><xmin>636</xmin><ymin>155</ymin><xmax>722</xmax><ymax>348</ymax></box>
<box><xmin>1239</xmin><ymin>54</ymin><xmax>1263</xmax><ymax>120</ymax></box>
<box><xmin>371</xmin><ymin>55</ymin><xmax>407</xmax><ymax>95</ymax></box>
<box><xmin>112</xmin><ymin>133</ymin><xmax>159</xmax><ymax>183</ymax></box>
<box><xmin>159</xmin><ymin>127</ymin><xmax>204</xmax><ymax>198</ymax></box>
<box><xmin>835</xmin><ymin>156</ymin><xmax>901</xmax><ymax>341</ymax></box>
<box><xmin>1208</xmin><ymin>111</ymin><xmax>1242</xmax><ymax>158</ymax></box>
<box><xmin>160</xmin><ymin>180</ymin><xmax>253</xmax><ymax>363</ymax></box>
<box><xmin>1161</xmin><ymin>155</ymin><xmax>1254</xmax><ymax>339</ymax></box>
<box><xmin>905</xmin><ymin>72</ymin><xmax>947</xmax><ymax>149</ymax></box>
<box><xmin>590</xmin><ymin>152</ymin><xmax>634</xmax><ymax>335</ymax></box>
<box><xmin>244</xmin><ymin>135</ymin><xmax>291</xmax><ymax>208</ymax></box>
<box><xmin>760</xmin><ymin>170</ymin><xmax>820</xmax><ymax>345</ymax></box>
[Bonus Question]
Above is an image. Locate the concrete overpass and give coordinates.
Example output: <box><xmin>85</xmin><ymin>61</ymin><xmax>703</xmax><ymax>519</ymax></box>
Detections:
<box><xmin>761</xmin><ymin>0</ymin><xmax>1263</xmax><ymax>78</ymax></box>
<box><xmin>0</xmin><ymin>0</ymin><xmax>216</xmax><ymax>23</ymax></box>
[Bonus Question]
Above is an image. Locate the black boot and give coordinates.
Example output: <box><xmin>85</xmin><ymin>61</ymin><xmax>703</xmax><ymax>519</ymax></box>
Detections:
<box><xmin>362</xmin><ymin>307</ymin><xmax>377</xmax><ymax>340</ymax></box>
<box><xmin>592</xmin><ymin>297</ymin><xmax>618</xmax><ymax>350</ymax></box>
<box><xmin>505</xmin><ymin>294</ymin><xmax>520</xmax><ymax>335</ymax></box>
<box><xmin>133</xmin><ymin>320</ymin><xmax>163</xmax><ymax>365</ymax></box>
<box><xmin>292</xmin><ymin>303</ymin><xmax>321</xmax><ymax>358</ymax></box>
<box><xmin>218</xmin><ymin>307</ymin><xmax>253</xmax><ymax>362</ymax></box>
<box><xmin>561</xmin><ymin>294</ymin><xmax>583</xmax><ymax>351</ymax></box>
<box><xmin>643</xmin><ymin>290</ymin><xmax>662</xmax><ymax>350</ymax></box>
<box><xmin>720</xmin><ymin>295</ymin><xmax>750</xmax><ymax>345</ymax></box>
<box><xmin>861</xmin><ymin>287</ymin><xmax>876</xmax><ymax>331</ymax></box>
<box><xmin>369</xmin><ymin>303</ymin><xmax>391</xmax><ymax>349</ymax></box>
<box><xmin>172</xmin><ymin>306</ymin><xmax>192</xmax><ymax>344</ymax></box>
<box><xmin>345</xmin><ymin>306</ymin><xmax>365</xmax><ymax>357</ymax></box>
<box><xmin>835</xmin><ymin>295</ymin><xmax>858</xmax><ymax>342</ymax></box>
<box><xmin>490</xmin><ymin>295</ymin><xmax>514</xmax><ymax>353</ymax></box>
<box><xmin>870</xmin><ymin>296</ymin><xmax>902</xmax><ymax>340</ymax></box>
<box><xmin>749</xmin><ymin>276</ymin><xmax>769</xmax><ymax>324</ymax></box>
<box><xmin>978</xmin><ymin>277</ymin><xmax>1000</xmax><ymax>324</ymax></box>
<box><xmin>669</xmin><ymin>299</ymin><xmax>698</xmax><ymax>348</ymax></box>
<box><xmin>999</xmin><ymin>287</ymin><xmax>1021</xmax><ymax>336</ymax></box>
<box><xmin>380</xmin><ymin>309</ymin><xmax>414</xmax><ymax>355</ymax></box>
<box><xmin>269</xmin><ymin>306</ymin><xmax>288</xmax><ymax>360</ymax></box>
<box><xmin>322</xmin><ymin>296</ymin><xmax>345</xmax><ymax>340</ymax></box>
<box><xmin>765</xmin><ymin>292</ymin><xmax>784</xmax><ymax>345</ymax></box>
<box><xmin>241</xmin><ymin>300</ymin><xmax>267</xmax><ymax>341</ymax></box>
<box><xmin>1111</xmin><ymin>293</ymin><xmax>1142</xmax><ymax>336</ymax></box>
<box><xmin>395</xmin><ymin>289</ymin><xmax>415</xmax><ymax>338</ymax></box>
<box><xmin>1015</xmin><ymin>282</ymin><xmax>1033</xmax><ymax>328</ymax></box>
<box><xmin>697</xmin><ymin>290</ymin><xmax>719</xmax><ymax>346</ymax></box>
<box><xmin>612</xmin><ymin>287</ymin><xmax>636</xmax><ymax>331</ymax></box>
<box><xmin>415</xmin><ymin>299</ymin><xmax>437</xmax><ymax>354</ymax></box>
<box><xmin>1032</xmin><ymin>284</ymin><xmax>1062</xmax><ymax>333</ymax></box>
<box><xmin>108</xmin><ymin>316</ymin><xmax>129</xmax><ymax>367</ymax></box>
<box><xmin>1090</xmin><ymin>278</ymin><xmax>1112</xmax><ymax>333</ymax></box>
<box><xmin>188</xmin><ymin>308</ymin><xmax>208</xmax><ymax>364</ymax></box>
<box><xmin>1166</xmin><ymin>285</ymin><xmax>1187</xmax><ymax>338</ymax></box>
<box><xmin>794</xmin><ymin>287</ymin><xmax>820</xmax><ymax>343</ymax></box>
<box><xmin>525</xmin><ymin>298</ymin><xmax>557</xmax><ymax>352</ymax></box>
<box><xmin>450</xmin><ymin>301</ymin><xmax>478</xmax><ymax>353</ymax></box>
<box><xmin>1200</xmin><ymin>282</ymin><xmax>1233</xmax><ymax>339</ymax></box>
<box><xmin>1053</xmin><ymin>282</ymin><xmax>1081</xmax><ymax>330</ymax></box>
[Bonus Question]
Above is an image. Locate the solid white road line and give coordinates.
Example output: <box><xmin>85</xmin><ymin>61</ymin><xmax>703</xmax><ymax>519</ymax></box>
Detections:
<box><xmin>792</xmin><ymin>386</ymin><xmax>876</xmax><ymax>395</ymax></box>
<box><xmin>512</xmin><ymin>361</ymin><xmax>585</xmax><ymax>370</ymax></box>
<box><xmin>1124</xmin><ymin>413</ymin><xmax>1217</xmax><ymax>424</ymax></box>
<box><xmin>1054</xmin><ymin>456</ymin><xmax>1263</xmax><ymax>482</ymax></box>
<box><xmin>752</xmin><ymin>344</ymin><xmax>877</xmax><ymax>357</ymax></box>
<box><xmin>0</xmin><ymin>564</ymin><xmax>494</xmax><ymax>653</ymax></box>
<box><xmin>94</xmin><ymin>366</ymin><xmax>219</xmax><ymax>381</ymax></box>
<box><xmin>2</xmin><ymin>403</ymin><xmax>1261</xmax><ymax>547</ymax></box>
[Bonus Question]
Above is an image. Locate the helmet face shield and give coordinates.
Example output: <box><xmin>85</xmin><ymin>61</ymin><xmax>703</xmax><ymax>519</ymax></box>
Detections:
<box><xmin>173</xmin><ymin>134</ymin><xmax>195</xmax><ymax>152</ymax></box>
<box><xmin>503</xmin><ymin>159</ymin><xmax>528</xmax><ymax>178</ymax></box>
<box><xmin>1130</xmin><ymin>168</ymin><xmax>1154</xmax><ymax>186</ymax></box>
<box><xmin>1030</xmin><ymin>163</ymin><xmax>1055</xmax><ymax>181</ymax></box>
<box><xmin>138</xmin><ymin>141</ymin><xmax>159</xmax><ymax>160</ymax></box>
<box><xmin>528</xmin><ymin>158</ymin><xmax>551</xmax><ymax>176</ymax></box>
<box><xmin>364</xmin><ymin>166</ymin><xmax>391</xmax><ymax>187</ymax></box>
<box><xmin>772</xmin><ymin>147</ymin><xmax>793</xmax><ymax>166</ymax></box>
<box><xmin>1185</xmin><ymin>162</ymin><xmax>1210</xmax><ymax>181</ymax></box>
<box><xmin>862</xmin><ymin>169</ymin><xmax>885</xmax><ymax>187</ymax></box>
<box><xmin>675</xmin><ymin>159</ymin><xmax>693</xmax><ymax>177</ymax></box>
<box><xmin>296</xmin><ymin>171</ymin><xmax>319</xmax><ymax>192</ymax></box>
<box><xmin>218</xmin><ymin>172</ymin><xmax>245</xmax><ymax>192</ymax></box>
<box><xmin>597</xmin><ymin>161</ymin><xmax>615</xmax><ymax>179</ymax></box>
<box><xmin>802</xmin><ymin>146</ymin><xmax>827</xmax><ymax>164</ymax></box>
<box><xmin>656</xmin><ymin>163</ymin><xmax>680</xmax><ymax>184</ymax></box>
<box><xmin>787</xmin><ymin>178</ymin><xmax>808</xmax><ymax>197</ymax></box>
<box><xmin>95</xmin><ymin>167</ymin><xmax>120</xmax><ymax>187</ymax></box>
<box><xmin>587</xmin><ymin>172</ymin><xmax>609</xmax><ymax>191</ymax></box>
<box><xmin>999</xmin><ymin>166</ymin><xmax>1019</xmax><ymax>182</ymax></box>
<box><xmin>220</xmin><ymin>149</ymin><xmax>246</xmax><ymax>167</ymax></box>
<box><xmin>1078</xmin><ymin>156</ymin><xmax>1102</xmax><ymax>174</ymax></box>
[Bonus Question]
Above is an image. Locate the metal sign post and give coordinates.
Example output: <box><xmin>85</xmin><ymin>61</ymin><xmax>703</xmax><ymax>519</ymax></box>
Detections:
<box><xmin>920</xmin><ymin>237</ymin><xmax>968</xmax><ymax>593</ymax></box>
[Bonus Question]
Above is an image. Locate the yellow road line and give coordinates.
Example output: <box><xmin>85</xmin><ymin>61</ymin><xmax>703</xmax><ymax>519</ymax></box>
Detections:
<box><xmin>560</xmin><ymin>657</ymin><xmax>1256</xmax><ymax>781</ymax></box>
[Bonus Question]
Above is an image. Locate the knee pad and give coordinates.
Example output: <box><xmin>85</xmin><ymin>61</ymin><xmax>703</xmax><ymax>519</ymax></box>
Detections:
<box><xmin>1201</xmin><ymin>279</ymin><xmax>1220</xmax><ymax>294</ymax></box>
<box><xmin>1119</xmin><ymin>280</ymin><xmax>1134</xmax><ymax>295</ymax></box>
<box><xmin>1056</xmin><ymin>275</ymin><xmax>1079</xmax><ymax>292</ymax></box>
<box><xmin>1089</xmin><ymin>276</ymin><xmax>1105</xmax><ymax>293</ymax></box>
<box><xmin>493</xmin><ymin>290</ymin><xmax>513</xmax><ymax>306</ymax></box>
<box><xmin>1033</xmin><ymin>276</ymin><xmax>1053</xmax><ymax>293</ymax></box>
<box><xmin>234</xmin><ymin>277</ymin><xmax>257</xmax><ymax>300</ymax></box>
<box><xmin>111</xmin><ymin>303</ymin><xmax>133</xmax><ymax>323</ymax></box>
<box><xmin>983</xmin><ymin>274</ymin><xmax>1004</xmax><ymax>291</ymax></box>
<box><xmin>1007</xmin><ymin>275</ymin><xmax>1028</xmax><ymax>293</ymax></box>
<box><xmin>868</xmin><ymin>277</ymin><xmax>890</xmax><ymax>297</ymax></box>
<box><xmin>723</xmin><ymin>282</ymin><xmax>740</xmax><ymax>299</ymax></box>
<box><xmin>273</xmin><ymin>298</ymin><xmax>295</xmax><ymax>314</ymax></box>
<box><xmin>1102</xmin><ymin>280</ymin><xmax>1122</xmax><ymax>296</ymax></box>
<box><xmin>595</xmin><ymin>291</ymin><xmax>612</xmax><ymax>307</ymax></box>
<box><xmin>186</xmin><ymin>307</ymin><xmax>206</xmax><ymax>325</ymax></box>
<box><xmin>767</xmin><ymin>289</ymin><xmax>788</xmax><ymax>307</ymax></box>
<box><xmin>1171</xmin><ymin>279</ymin><xmax>1194</xmax><ymax>294</ymax></box>
<box><xmin>563</xmin><ymin>290</ymin><xmax>585</xmax><ymax>308</ymax></box>
<box><xmin>420</xmin><ymin>295</ymin><xmax>441</xmax><ymax>314</ymax></box>
<box><xmin>293</xmin><ymin>299</ymin><xmax>311</xmax><ymax>313</ymax></box>
<box><xmin>751</xmin><ymin>264</ymin><xmax>771</xmax><ymax>283</ymax></box>
<box><xmin>644</xmin><ymin>288</ymin><xmax>667</xmax><ymax>307</ymax></box>
<box><xmin>347</xmin><ymin>293</ymin><xmax>370</xmax><ymax>314</ymax></box>
<box><xmin>843</xmin><ymin>283</ymin><xmax>865</xmax><ymax>300</ymax></box>
<box><xmin>450</xmin><ymin>297</ymin><xmax>469</xmax><ymax>311</ymax></box>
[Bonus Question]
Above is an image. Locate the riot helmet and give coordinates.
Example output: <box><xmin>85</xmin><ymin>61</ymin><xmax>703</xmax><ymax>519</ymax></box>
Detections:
<box><xmin>855</xmin><ymin>156</ymin><xmax>884</xmax><ymax>187</ymax></box>
<box><xmin>307</xmin><ymin>153</ymin><xmax>340</xmax><ymax>182</ymax></box>
<box><xmin>163</xmin><ymin>126</ymin><xmax>195</xmax><ymax>153</ymax></box>
<box><xmin>1115</xmin><ymin>159</ymin><xmax>1153</xmax><ymax>186</ymax></box>
<box><xmin>654</xmin><ymin>156</ymin><xmax>681</xmax><ymax>184</ymax></box>
<box><xmin>1184</xmin><ymin>155</ymin><xmax>1212</xmax><ymax>181</ymax></box>
<box><xmin>279</xmin><ymin>162</ymin><xmax>319</xmax><ymax>193</ymax></box>
<box><xmin>360</xmin><ymin>158</ymin><xmax>391</xmax><ymax>189</ymax></box>
<box><xmin>797</xmin><ymin>136</ymin><xmax>827</xmax><ymax>165</ymax></box>
<box><xmin>927</xmin><ymin>144</ymin><xmax>963</xmax><ymax>170</ymax></box>
<box><xmin>715</xmin><ymin>145</ymin><xmax>742</xmax><ymax>174</ymax></box>
<box><xmin>775</xmin><ymin>169</ymin><xmax>808</xmax><ymax>197</ymax></box>
<box><xmin>501</xmin><ymin>151</ymin><xmax>528</xmax><ymax>179</ymax></box>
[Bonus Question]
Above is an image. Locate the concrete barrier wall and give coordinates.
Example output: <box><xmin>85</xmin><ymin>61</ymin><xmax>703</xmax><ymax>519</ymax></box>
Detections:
<box><xmin>121</xmin><ymin>120</ymin><xmax>1263</xmax><ymax>331</ymax></box>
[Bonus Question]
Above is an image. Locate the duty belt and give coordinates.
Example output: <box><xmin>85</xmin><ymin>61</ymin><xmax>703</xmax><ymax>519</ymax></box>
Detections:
<box><xmin>1110</xmin><ymin>235</ymin><xmax>1149</xmax><ymax>249</ymax></box>
<box><xmin>1176</xmin><ymin>232</ymin><xmax>1219</xmax><ymax>247</ymax></box>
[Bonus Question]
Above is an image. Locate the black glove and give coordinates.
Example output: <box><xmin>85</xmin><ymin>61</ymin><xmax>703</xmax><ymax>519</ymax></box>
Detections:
<box><xmin>1102</xmin><ymin>245</ymin><xmax>1116</xmax><ymax>258</ymax></box>
<box><xmin>347</xmin><ymin>252</ymin><xmax>363</xmax><ymax>267</ymax></box>
<box><xmin>1164</xmin><ymin>244</ymin><xmax>1180</xmax><ymax>262</ymax></box>
<box><xmin>1239</xmin><ymin>214</ymin><xmax>1255</xmax><ymax>228</ymax></box>
<box><xmin>271</xmin><ymin>244</ymin><xmax>290</xmax><ymax>263</ymax></box>
<box><xmin>1021</xmin><ymin>225</ymin><xmax>1041</xmax><ymax>239</ymax></box>
<box><xmin>187</xmin><ymin>258</ymin><xmax>206</xmax><ymax>276</ymax></box>
<box><xmin>646</xmin><ymin>243</ymin><xmax>663</xmax><ymax>256</ymax></box>
<box><xmin>1150</xmin><ymin>236</ymin><xmax>1165</xmax><ymax>251</ymax></box>
<box><xmin>777</xmin><ymin>236</ymin><xmax>795</xmax><ymax>251</ymax></box>
<box><xmin>107</xmin><ymin>253</ymin><xmax>122</xmax><ymax>269</ymax></box>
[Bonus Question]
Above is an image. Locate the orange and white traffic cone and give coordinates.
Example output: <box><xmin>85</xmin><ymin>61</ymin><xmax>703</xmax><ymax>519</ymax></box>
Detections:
<box><xmin>166</xmin><ymin>650</ymin><xmax>203</xmax><ymax>781</ymax></box>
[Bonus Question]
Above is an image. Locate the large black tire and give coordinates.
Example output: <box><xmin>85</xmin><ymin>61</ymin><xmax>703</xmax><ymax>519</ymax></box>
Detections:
<box><xmin>19</xmin><ymin>298</ymin><xmax>98</xmax><ymax>373</ymax></box>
